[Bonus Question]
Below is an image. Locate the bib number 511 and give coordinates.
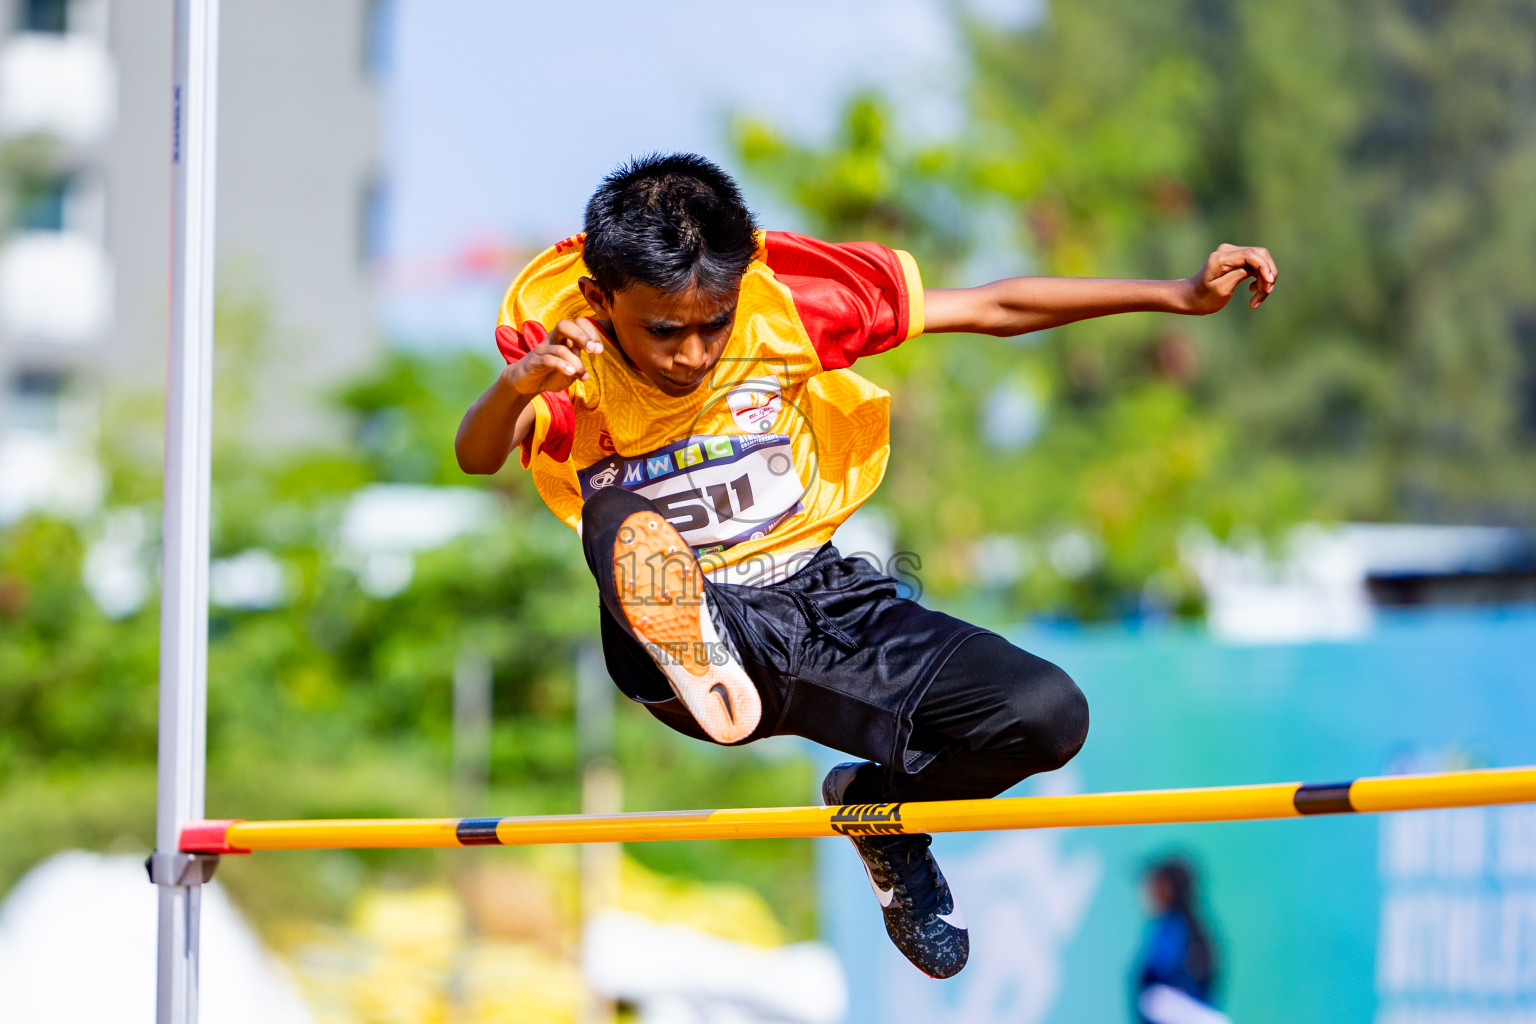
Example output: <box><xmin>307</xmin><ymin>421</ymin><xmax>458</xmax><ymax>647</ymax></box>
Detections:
<box><xmin>655</xmin><ymin>474</ymin><xmax>756</xmax><ymax>534</ymax></box>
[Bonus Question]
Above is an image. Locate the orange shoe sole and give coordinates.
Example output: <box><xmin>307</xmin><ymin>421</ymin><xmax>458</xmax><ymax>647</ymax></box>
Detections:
<box><xmin>613</xmin><ymin>511</ymin><xmax>761</xmax><ymax>743</ymax></box>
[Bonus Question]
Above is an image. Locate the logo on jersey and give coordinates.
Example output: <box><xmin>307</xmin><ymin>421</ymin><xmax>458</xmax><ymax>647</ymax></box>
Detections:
<box><xmin>727</xmin><ymin>377</ymin><xmax>783</xmax><ymax>434</ymax></box>
<box><xmin>586</xmin><ymin>463</ymin><xmax>619</xmax><ymax>489</ymax></box>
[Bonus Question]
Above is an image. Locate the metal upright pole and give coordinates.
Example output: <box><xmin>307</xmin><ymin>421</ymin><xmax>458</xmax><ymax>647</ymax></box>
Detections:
<box><xmin>150</xmin><ymin>2</ymin><xmax>221</xmax><ymax>1023</ymax></box>
<box><xmin>576</xmin><ymin>642</ymin><xmax>621</xmax><ymax>1024</ymax></box>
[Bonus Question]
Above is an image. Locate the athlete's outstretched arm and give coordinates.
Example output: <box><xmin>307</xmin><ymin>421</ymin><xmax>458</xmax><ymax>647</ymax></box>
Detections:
<box><xmin>922</xmin><ymin>244</ymin><xmax>1277</xmax><ymax>337</ymax></box>
<box><xmin>455</xmin><ymin>318</ymin><xmax>605</xmax><ymax>475</ymax></box>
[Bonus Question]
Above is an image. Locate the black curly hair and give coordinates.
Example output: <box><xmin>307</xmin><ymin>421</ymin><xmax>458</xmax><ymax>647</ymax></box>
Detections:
<box><xmin>581</xmin><ymin>153</ymin><xmax>758</xmax><ymax>299</ymax></box>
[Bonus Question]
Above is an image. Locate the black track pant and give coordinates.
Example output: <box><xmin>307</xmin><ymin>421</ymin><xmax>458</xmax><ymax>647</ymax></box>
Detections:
<box><xmin>581</xmin><ymin>486</ymin><xmax>1089</xmax><ymax>805</ymax></box>
<box><xmin>861</xmin><ymin>631</ymin><xmax>1088</xmax><ymax>802</ymax></box>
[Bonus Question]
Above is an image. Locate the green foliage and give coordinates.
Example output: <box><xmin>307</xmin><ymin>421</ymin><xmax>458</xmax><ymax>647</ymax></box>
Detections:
<box><xmin>0</xmin><ymin>517</ymin><xmax>159</xmax><ymax>772</ymax></box>
<box><xmin>735</xmin><ymin>0</ymin><xmax>1536</xmax><ymax>618</ymax></box>
<box><xmin>736</xmin><ymin>92</ymin><xmax>971</xmax><ymax>278</ymax></box>
<box><xmin>0</xmin><ymin>135</ymin><xmax>60</xmax><ymax>231</ymax></box>
<box><xmin>342</xmin><ymin>349</ymin><xmax>520</xmax><ymax>487</ymax></box>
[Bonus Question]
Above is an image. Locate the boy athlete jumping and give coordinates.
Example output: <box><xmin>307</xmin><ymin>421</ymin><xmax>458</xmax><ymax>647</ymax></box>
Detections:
<box><xmin>457</xmin><ymin>154</ymin><xmax>1276</xmax><ymax>978</ymax></box>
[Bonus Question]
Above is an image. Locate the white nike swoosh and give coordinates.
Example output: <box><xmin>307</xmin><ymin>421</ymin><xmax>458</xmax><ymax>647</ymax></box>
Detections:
<box><xmin>938</xmin><ymin>905</ymin><xmax>967</xmax><ymax>930</ymax></box>
<box><xmin>862</xmin><ymin>860</ymin><xmax>895</xmax><ymax>908</ymax></box>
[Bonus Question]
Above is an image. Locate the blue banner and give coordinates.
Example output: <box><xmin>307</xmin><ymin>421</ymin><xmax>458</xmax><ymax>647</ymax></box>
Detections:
<box><xmin>819</xmin><ymin>607</ymin><xmax>1536</xmax><ymax>1024</ymax></box>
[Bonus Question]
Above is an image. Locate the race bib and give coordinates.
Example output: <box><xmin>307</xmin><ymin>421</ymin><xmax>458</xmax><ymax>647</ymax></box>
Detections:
<box><xmin>578</xmin><ymin>433</ymin><xmax>806</xmax><ymax>553</ymax></box>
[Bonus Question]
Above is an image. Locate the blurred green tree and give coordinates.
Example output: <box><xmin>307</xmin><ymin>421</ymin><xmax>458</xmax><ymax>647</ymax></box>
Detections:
<box><xmin>735</xmin><ymin>0</ymin><xmax>1536</xmax><ymax>618</ymax></box>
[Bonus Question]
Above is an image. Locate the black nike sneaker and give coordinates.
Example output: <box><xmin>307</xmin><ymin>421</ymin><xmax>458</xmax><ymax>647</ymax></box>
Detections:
<box><xmin>821</xmin><ymin>762</ymin><xmax>969</xmax><ymax>978</ymax></box>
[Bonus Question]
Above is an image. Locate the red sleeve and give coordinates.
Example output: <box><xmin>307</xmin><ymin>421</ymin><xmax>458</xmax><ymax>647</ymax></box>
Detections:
<box><xmin>494</xmin><ymin>323</ymin><xmax>574</xmax><ymax>464</ymax></box>
<box><xmin>762</xmin><ymin>231</ymin><xmax>926</xmax><ymax>371</ymax></box>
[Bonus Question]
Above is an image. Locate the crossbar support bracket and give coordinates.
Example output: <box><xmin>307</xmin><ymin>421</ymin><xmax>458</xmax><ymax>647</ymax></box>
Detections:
<box><xmin>147</xmin><ymin>851</ymin><xmax>220</xmax><ymax>887</ymax></box>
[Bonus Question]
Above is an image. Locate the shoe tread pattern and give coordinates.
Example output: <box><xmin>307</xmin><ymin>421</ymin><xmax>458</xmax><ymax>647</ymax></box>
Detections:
<box><xmin>614</xmin><ymin>511</ymin><xmax>761</xmax><ymax>743</ymax></box>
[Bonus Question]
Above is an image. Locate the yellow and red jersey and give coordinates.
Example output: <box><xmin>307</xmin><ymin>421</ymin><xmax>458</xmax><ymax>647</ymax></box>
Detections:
<box><xmin>495</xmin><ymin>230</ymin><xmax>924</xmax><ymax>584</ymax></box>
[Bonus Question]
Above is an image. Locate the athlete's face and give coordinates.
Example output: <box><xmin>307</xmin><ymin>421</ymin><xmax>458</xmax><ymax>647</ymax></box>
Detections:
<box><xmin>579</xmin><ymin>277</ymin><xmax>739</xmax><ymax>398</ymax></box>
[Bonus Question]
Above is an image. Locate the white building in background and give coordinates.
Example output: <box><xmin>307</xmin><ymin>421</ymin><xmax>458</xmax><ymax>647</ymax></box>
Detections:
<box><xmin>0</xmin><ymin>0</ymin><xmax>386</xmax><ymax>521</ymax></box>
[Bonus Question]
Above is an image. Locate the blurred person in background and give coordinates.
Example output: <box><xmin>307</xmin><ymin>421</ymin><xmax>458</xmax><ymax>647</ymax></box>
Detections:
<box><xmin>1134</xmin><ymin>857</ymin><xmax>1228</xmax><ymax>1024</ymax></box>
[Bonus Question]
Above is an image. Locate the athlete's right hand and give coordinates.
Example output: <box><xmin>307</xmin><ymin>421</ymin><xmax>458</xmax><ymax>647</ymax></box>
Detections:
<box><xmin>502</xmin><ymin>318</ymin><xmax>606</xmax><ymax>395</ymax></box>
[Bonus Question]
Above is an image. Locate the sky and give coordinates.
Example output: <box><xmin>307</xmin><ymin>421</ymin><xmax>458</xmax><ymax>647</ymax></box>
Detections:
<box><xmin>377</xmin><ymin>0</ymin><xmax>1035</xmax><ymax>344</ymax></box>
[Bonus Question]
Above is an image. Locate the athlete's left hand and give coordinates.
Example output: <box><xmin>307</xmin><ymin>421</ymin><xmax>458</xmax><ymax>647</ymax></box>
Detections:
<box><xmin>1183</xmin><ymin>244</ymin><xmax>1278</xmax><ymax>313</ymax></box>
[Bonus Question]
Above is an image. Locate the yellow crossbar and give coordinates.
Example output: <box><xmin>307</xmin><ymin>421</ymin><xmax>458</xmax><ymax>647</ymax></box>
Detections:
<box><xmin>179</xmin><ymin>765</ymin><xmax>1536</xmax><ymax>854</ymax></box>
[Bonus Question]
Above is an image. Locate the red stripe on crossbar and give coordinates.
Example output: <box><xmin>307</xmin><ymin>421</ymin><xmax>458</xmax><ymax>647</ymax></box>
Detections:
<box><xmin>180</xmin><ymin>819</ymin><xmax>248</xmax><ymax>854</ymax></box>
